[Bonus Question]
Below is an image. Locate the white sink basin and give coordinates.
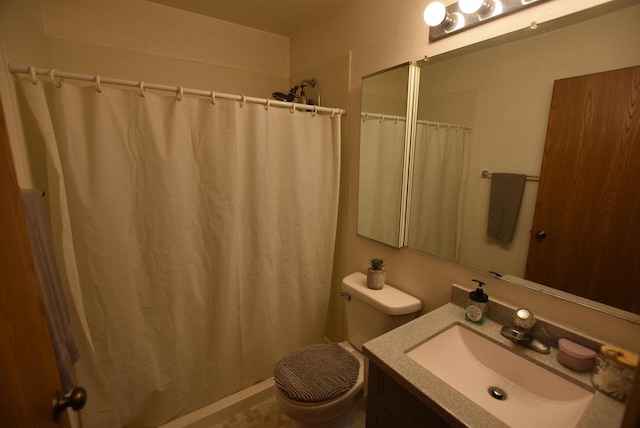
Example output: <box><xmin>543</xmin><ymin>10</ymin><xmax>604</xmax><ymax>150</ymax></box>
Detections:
<box><xmin>406</xmin><ymin>324</ymin><xmax>593</xmax><ymax>428</ymax></box>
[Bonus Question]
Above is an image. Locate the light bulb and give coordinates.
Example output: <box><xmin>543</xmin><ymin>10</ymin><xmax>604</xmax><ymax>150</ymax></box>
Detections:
<box><xmin>423</xmin><ymin>2</ymin><xmax>447</xmax><ymax>27</ymax></box>
<box><xmin>458</xmin><ymin>0</ymin><xmax>487</xmax><ymax>14</ymax></box>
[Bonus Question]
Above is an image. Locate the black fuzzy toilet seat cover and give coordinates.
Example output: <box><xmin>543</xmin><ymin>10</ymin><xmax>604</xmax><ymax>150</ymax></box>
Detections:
<box><xmin>274</xmin><ymin>343</ymin><xmax>360</xmax><ymax>403</ymax></box>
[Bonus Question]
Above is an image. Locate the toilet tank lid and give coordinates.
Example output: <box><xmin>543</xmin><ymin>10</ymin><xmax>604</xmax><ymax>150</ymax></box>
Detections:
<box><xmin>341</xmin><ymin>272</ymin><xmax>422</xmax><ymax>315</ymax></box>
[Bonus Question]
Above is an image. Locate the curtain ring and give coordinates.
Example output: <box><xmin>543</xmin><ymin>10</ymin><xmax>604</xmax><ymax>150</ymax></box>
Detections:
<box><xmin>176</xmin><ymin>86</ymin><xmax>183</xmax><ymax>102</ymax></box>
<box><xmin>379</xmin><ymin>114</ymin><xmax>384</xmax><ymax>124</ymax></box>
<box><xmin>28</xmin><ymin>65</ymin><xmax>38</xmax><ymax>85</ymax></box>
<box><xmin>331</xmin><ymin>108</ymin><xmax>336</xmax><ymax>119</ymax></box>
<box><xmin>264</xmin><ymin>99</ymin><xmax>270</xmax><ymax>111</ymax></box>
<box><xmin>138</xmin><ymin>81</ymin><xmax>145</xmax><ymax>98</ymax></box>
<box><xmin>49</xmin><ymin>69</ymin><xmax>62</xmax><ymax>88</ymax></box>
<box><xmin>395</xmin><ymin>115</ymin><xmax>399</xmax><ymax>124</ymax></box>
<box><xmin>210</xmin><ymin>90</ymin><xmax>216</xmax><ymax>105</ymax></box>
<box><xmin>240</xmin><ymin>95</ymin><xmax>246</xmax><ymax>108</ymax></box>
<box><xmin>362</xmin><ymin>112</ymin><xmax>368</xmax><ymax>122</ymax></box>
<box><xmin>290</xmin><ymin>102</ymin><xmax>295</xmax><ymax>114</ymax></box>
<box><xmin>311</xmin><ymin>105</ymin><xmax>317</xmax><ymax>117</ymax></box>
<box><xmin>94</xmin><ymin>75</ymin><xmax>102</xmax><ymax>93</ymax></box>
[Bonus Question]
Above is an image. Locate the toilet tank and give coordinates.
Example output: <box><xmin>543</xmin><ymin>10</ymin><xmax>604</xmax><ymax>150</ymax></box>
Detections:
<box><xmin>341</xmin><ymin>272</ymin><xmax>422</xmax><ymax>351</ymax></box>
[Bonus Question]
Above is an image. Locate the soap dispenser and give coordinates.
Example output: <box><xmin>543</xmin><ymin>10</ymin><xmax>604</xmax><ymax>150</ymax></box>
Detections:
<box><xmin>465</xmin><ymin>279</ymin><xmax>488</xmax><ymax>324</ymax></box>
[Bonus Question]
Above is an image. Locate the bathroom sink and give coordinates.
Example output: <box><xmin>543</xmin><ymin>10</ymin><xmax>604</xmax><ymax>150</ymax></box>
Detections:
<box><xmin>406</xmin><ymin>324</ymin><xmax>593</xmax><ymax>428</ymax></box>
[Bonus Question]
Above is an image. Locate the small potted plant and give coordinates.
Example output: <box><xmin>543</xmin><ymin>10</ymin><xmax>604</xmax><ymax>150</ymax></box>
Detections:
<box><xmin>367</xmin><ymin>258</ymin><xmax>386</xmax><ymax>290</ymax></box>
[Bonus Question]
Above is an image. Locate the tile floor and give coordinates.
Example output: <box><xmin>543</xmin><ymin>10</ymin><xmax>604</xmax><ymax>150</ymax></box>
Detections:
<box><xmin>210</xmin><ymin>394</ymin><xmax>367</xmax><ymax>428</ymax></box>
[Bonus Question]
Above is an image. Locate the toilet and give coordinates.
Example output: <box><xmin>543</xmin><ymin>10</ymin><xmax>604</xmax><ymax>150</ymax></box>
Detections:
<box><xmin>274</xmin><ymin>272</ymin><xmax>422</xmax><ymax>427</ymax></box>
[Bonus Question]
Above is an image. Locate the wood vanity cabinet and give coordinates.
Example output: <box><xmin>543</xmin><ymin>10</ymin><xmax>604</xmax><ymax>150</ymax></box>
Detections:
<box><xmin>365</xmin><ymin>362</ymin><xmax>455</xmax><ymax>428</ymax></box>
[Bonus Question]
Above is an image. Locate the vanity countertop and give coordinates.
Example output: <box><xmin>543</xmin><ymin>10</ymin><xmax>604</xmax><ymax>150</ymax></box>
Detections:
<box><xmin>362</xmin><ymin>303</ymin><xmax>627</xmax><ymax>428</ymax></box>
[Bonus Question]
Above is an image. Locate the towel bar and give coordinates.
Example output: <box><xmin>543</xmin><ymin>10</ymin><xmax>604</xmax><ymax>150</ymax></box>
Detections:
<box><xmin>481</xmin><ymin>170</ymin><xmax>540</xmax><ymax>182</ymax></box>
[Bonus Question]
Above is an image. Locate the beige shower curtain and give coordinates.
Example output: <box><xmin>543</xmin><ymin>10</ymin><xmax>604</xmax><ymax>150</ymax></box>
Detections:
<box><xmin>18</xmin><ymin>79</ymin><xmax>341</xmax><ymax>427</ymax></box>
<box><xmin>357</xmin><ymin>116</ymin><xmax>406</xmax><ymax>246</ymax></box>
<box><xmin>407</xmin><ymin>124</ymin><xmax>468</xmax><ymax>260</ymax></box>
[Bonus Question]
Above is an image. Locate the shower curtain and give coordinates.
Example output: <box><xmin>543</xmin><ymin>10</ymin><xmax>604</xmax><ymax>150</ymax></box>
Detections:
<box><xmin>18</xmin><ymin>79</ymin><xmax>341</xmax><ymax>427</ymax></box>
<box><xmin>357</xmin><ymin>116</ymin><xmax>406</xmax><ymax>245</ymax></box>
<box><xmin>407</xmin><ymin>124</ymin><xmax>468</xmax><ymax>260</ymax></box>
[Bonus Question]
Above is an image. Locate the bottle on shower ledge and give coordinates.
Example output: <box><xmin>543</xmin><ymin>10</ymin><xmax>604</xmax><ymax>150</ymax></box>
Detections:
<box><xmin>465</xmin><ymin>279</ymin><xmax>489</xmax><ymax>324</ymax></box>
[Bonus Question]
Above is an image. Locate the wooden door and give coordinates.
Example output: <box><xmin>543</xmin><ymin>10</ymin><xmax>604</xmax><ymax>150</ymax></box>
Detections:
<box><xmin>525</xmin><ymin>66</ymin><xmax>640</xmax><ymax>314</ymax></box>
<box><xmin>0</xmin><ymin>99</ymin><xmax>70</xmax><ymax>426</ymax></box>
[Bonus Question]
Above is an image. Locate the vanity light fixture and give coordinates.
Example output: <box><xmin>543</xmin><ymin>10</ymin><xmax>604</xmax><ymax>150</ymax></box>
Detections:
<box><xmin>458</xmin><ymin>0</ymin><xmax>492</xmax><ymax>15</ymax></box>
<box><xmin>425</xmin><ymin>0</ymin><xmax>548</xmax><ymax>41</ymax></box>
<box><xmin>423</xmin><ymin>2</ymin><xmax>455</xmax><ymax>28</ymax></box>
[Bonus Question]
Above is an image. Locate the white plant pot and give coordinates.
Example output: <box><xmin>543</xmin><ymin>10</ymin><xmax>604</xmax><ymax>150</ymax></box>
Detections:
<box><xmin>367</xmin><ymin>269</ymin><xmax>386</xmax><ymax>290</ymax></box>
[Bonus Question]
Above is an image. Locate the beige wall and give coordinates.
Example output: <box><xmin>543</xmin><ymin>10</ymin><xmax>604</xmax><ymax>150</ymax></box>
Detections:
<box><xmin>0</xmin><ymin>0</ymin><xmax>51</xmax><ymax>187</ymax></box>
<box><xmin>0</xmin><ymin>0</ymin><xmax>291</xmax><ymax>188</ymax></box>
<box><xmin>41</xmin><ymin>0</ymin><xmax>289</xmax><ymax>82</ymax></box>
<box><xmin>290</xmin><ymin>0</ymin><xmax>640</xmax><ymax>353</ymax></box>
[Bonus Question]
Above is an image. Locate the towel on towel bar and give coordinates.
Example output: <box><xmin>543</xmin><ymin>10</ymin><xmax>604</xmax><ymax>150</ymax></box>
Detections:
<box><xmin>487</xmin><ymin>173</ymin><xmax>527</xmax><ymax>243</ymax></box>
<box><xmin>20</xmin><ymin>189</ymin><xmax>79</xmax><ymax>392</ymax></box>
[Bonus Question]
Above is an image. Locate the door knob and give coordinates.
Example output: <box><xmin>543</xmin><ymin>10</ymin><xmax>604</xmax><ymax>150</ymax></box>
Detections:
<box><xmin>536</xmin><ymin>230</ymin><xmax>547</xmax><ymax>240</ymax></box>
<box><xmin>52</xmin><ymin>387</ymin><xmax>87</xmax><ymax>421</ymax></box>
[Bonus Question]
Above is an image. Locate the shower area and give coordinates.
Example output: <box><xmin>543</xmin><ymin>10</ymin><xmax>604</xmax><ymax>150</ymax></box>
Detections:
<box><xmin>13</xmin><ymin>65</ymin><xmax>343</xmax><ymax>426</ymax></box>
<box><xmin>0</xmin><ymin>3</ymin><xmax>348</xmax><ymax>426</ymax></box>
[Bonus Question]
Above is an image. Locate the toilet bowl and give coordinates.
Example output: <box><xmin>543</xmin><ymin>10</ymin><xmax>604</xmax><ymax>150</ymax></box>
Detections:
<box><xmin>273</xmin><ymin>273</ymin><xmax>421</xmax><ymax>427</ymax></box>
<box><xmin>274</xmin><ymin>342</ymin><xmax>364</xmax><ymax>427</ymax></box>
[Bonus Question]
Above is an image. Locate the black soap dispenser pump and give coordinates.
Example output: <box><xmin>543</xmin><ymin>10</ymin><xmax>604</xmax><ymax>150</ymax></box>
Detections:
<box><xmin>465</xmin><ymin>279</ymin><xmax>488</xmax><ymax>324</ymax></box>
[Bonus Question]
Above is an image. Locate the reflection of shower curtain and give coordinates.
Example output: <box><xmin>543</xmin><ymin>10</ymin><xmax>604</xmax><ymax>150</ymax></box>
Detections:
<box><xmin>18</xmin><ymin>80</ymin><xmax>341</xmax><ymax>427</ymax></box>
<box><xmin>407</xmin><ymin>124</ymin><xmax>468</xmax><ymax>260</ymax></box>
<box><xmin>358</xmin><ymin>116</ymin><xmax>406</xmax><ymax>245</ymax></box>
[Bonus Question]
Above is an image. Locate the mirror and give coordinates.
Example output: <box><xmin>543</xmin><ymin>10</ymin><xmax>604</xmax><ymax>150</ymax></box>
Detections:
<box><xmin>357</xmin><ymin>2</ymin><xmax>640</xmax><ymax>320</ymax></box>
<box><xmin>357</xmin><ymin>62</ymin><xmax>417</xmax><ymax>247</ymax></box>
<box><xmin>409</xmin><ymin>3</ymin><xmax>640</xmax><ymax>316</ymax></box>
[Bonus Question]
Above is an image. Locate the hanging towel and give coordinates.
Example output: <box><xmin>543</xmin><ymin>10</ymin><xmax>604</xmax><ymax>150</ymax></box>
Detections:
<box><xmin>20</xmin><ymin>189</ymin><xmax>79</xmax><ymax>392</ymax></box>
<box><xmin>487</xmin><ymin>173</ymin><xmax>527</xmax><ymax>243</ymax></box>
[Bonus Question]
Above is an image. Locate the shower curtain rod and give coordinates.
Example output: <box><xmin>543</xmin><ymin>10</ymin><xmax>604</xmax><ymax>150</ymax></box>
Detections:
<box><xmin>361</xmin><ymin>112</ymin><xmax>407</xmax><ymax>122</ymax></box>
<box><xmin>8</xmin><ymin>63</ymin><xmax>346</xmax><ymax>116</ymax></box>
<box><xmin>361</xmin><ymin>113</ymin><xmax>471</xmax><ymax>131</ymax></box>
<box><xmin>418</xmin><ymin>119</ymin><xmax>472</xmax><ymax>131</ymax></box>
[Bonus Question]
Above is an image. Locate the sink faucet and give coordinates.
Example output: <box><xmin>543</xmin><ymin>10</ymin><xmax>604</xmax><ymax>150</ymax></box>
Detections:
<box><xmin>500</xmin><ymin>308</ymin><xmax>550</xmax><ymax>354</ymax></box>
